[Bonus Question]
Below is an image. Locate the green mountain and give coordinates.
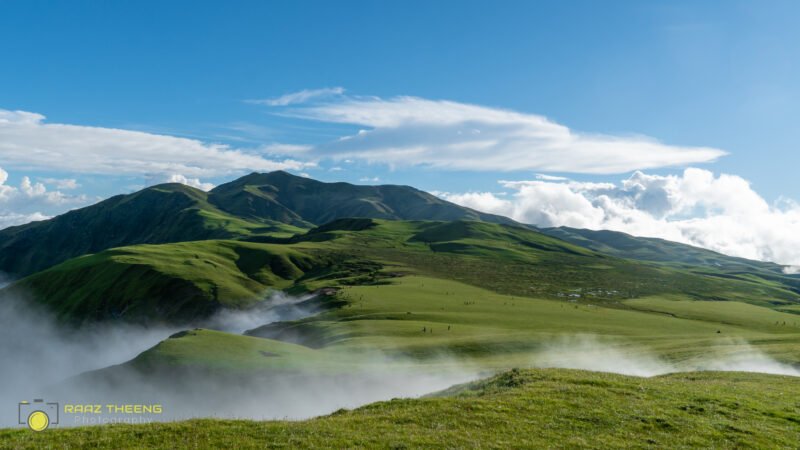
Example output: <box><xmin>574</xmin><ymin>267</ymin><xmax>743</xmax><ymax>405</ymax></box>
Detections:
<box><xmin>0</xmin><ymin>183</ymin><xmax>301</xmax><ymax>278</ymax></box>
<box><xmin>11</xmin><ymin>240</ymin><xmax>337</xmax><ymax>324</ymax></box>
<box><xmin>541</xmin><ymin>226</ymin><xmax>787</xmax><ymax>273</ymax></box>
<box><xmin>208</xmin><ymin>171</ymin><xmax>515</xmax><ymax>226</ymax></box>
<box><xmin>0</xmin><ymin>171</ymin><xmax>514</xmax><ymax>277</ymax></box>
<box><xmin>13</xmin><ymin>219</ymin><xmax>800</xmax><ymax>325</ymax></box>
<box><xmin>542</xmin><ymin>226</ymin><xmax>800</xmax><ymax>296</ymax></box>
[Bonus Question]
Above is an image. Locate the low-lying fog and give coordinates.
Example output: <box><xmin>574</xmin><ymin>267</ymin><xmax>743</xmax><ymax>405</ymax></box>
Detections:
<box><xmin>1</xmin><ymin>280</ymin><xmax>798</xmax><ymax>428</ymax></box>
<box><xmin>0</xmin><ymin>287</ymin><xmax>477</xmax><ymax>428</ymax></box>
<box><xmin>532</xmin><ymin>334</ymin><xmax>800</xmax><ymax>377</ymax></box>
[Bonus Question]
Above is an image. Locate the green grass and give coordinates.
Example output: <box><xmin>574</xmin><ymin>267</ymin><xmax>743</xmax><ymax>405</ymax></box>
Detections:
<box><xmin>112</xmin><ymin>275</ymin><xmax>799</xmax><ymax>376</ymax></box>
<box><xmin>4</xmin><ymin>220</ymin><xmax>800</xmax><ymax>447</ymax></box>
<box><xmin>626</xmin><ymin>296</ymin><xmax>800</xmax><ymax>332</ymax></box>
<box><xmin>14</xmin><ymin>219</ymin><xmax>800</xmax><ymax>326</ymax></box>
<box><xmin>129</xmin><ymin>329</ymin><xmax>338</xmax><ymax>372</ymax></box>
<box><xmin>288</xmin><ymin>219</ymin><xmax>800</xmax><ymax>307</ymax></box>
<box><xmin>15</xmin><ymin>240</ymin><xmax>323</xmax><ymax>324</ymax></box>
<box><xmin>3</xmin><ymin>369</ymin><xmax>799</xmax><ymax>449</ymax></box>
<box><xmin>0</xmin><ymin>182</ymin><xmax>308</xmax><ymax>277</ymax></box>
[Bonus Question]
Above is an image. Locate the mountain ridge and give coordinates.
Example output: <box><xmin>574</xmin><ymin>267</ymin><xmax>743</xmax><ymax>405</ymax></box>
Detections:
<box><xmin>0</xmin><ymin>171</ymin><xmax>516</xmax><ymax>277</ymax></box>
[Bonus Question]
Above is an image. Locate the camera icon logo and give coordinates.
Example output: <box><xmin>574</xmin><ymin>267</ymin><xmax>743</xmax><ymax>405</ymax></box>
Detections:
<box><xmin>18</xmin><ymin>399</ymin><xmax>59</xmax><ymax>432</ymax></box>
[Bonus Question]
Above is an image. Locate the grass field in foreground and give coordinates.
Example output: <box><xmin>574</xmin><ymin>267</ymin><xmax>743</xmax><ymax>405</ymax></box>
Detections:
<box><xmin>3</xmin><ymin>369</ymin><xmax>799</xmax><ymax>449</ymax></box>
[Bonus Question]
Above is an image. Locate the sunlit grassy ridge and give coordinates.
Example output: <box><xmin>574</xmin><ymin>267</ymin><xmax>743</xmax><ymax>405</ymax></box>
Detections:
<box><xmin>3</xmin><ymin>369</ymin><xmax>799</xmax><ymax>449</ymax></box>
<box><xmin>14</xmin><ymin>240</ymin><xmax>329</xmax><ymax>324</ymax></box>
<box><xmin>0</xmin><ymin>171</ymin><xmax>513</xmax><ymax>278</ymax></box>
<box><xmin>109</xmin><ymin>274</ymin><xmax>800</xmax><ymax>377</ymax></box>
<box><xmin>13</xmin><ymin>218</ymin><xmax>800</xmax><ymax>328</ymax></box>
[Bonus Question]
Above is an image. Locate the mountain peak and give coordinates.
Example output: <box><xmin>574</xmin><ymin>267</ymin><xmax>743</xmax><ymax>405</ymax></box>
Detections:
<box><xmin>0</xmin><ymin>171</ymin><xmax>517</xmax><ymax>277</ymax></box>
<box><xmin>208</xmin><ymin>171</ymin><xmax>516</xmax><ymax>227</ymax></box>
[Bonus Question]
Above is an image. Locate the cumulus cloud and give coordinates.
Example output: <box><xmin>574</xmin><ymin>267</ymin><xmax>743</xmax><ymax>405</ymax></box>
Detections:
<box><xmin>145</xmin><ymin>173</ymin><xmax>215</xmax><ymax>192</ymax></box>
<box><xmin>0</xmin><ymin>109</ymin><xmax>311</xmax><ymax>178</ymax></box>
<box><xmin>274</xmin><ymin>95</ymin><xmax>726</xmax><ymax>174</ymax></box>
<box><xmin>0</xmin><ymin>167</ymin><xmax>90</xmax><ymax>229</ymax></box>
<box><xmin>439</xmin><ymin>168</ymin><xmax>800</xmax><ymax>267</ymax></box>
<box><xmin>40</xmin><ymin>178</ymin><xmax>79</xmax><ymax>190</ymax></box>
<box><xmin>0</xmin><ymin>212</ymin><xmax>50</xmax><ymax>229</ymax></box>
<box><xmin>249</xmin><ymin>87</ymin><xmax>346</xmax><ymax>106</ymax></box>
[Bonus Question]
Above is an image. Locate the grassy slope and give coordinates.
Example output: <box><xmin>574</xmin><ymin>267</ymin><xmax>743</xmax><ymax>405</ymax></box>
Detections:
<box><xmin>129</xmin><ymin>329</ymin><xmax>336</xmax><ymax>372</ymax></box>
<box><xmin>125</xmin><ymin>275</ymin><xmax>800</xmax><ymax>374</ymax></box>
<box><xmin>15</xmin><ymin>219</ymin><xmax>800</xmax><ymax>326</ymax></box>
<box><xmin>265</xmin><ymin>276</ymin><xmax>800</xmax><ymax>365</ymax></box>
<box><xmin>209</xmin><ymin>171</ymin><xmax>517</xmax><ymax>226</ymax></box>
<box><xmin>0</xmin><ymin>183</ymin><xmax>305</xmax><ymax>277</ymax></box>
<box><xmin>542</xmin><ymin>226</ymin><xmax>800</xmax><ymax>293</ymax></box>
<box><xmin>15</xmin><ymin>240</ymin><xmax>322</xmax><ymax>324</ymax></box>
<box><xmin>4</xmin><ymin>369</ymin><xmax>799</xmax><ymax>449</ymax></box>
<box><xmin>5</xmin><ymin>220</ymin><xmax>800</xmax><ymax>446</ymax></box>
<box><xmin>290</xmin><ymin>220</ymin><xmax>800</xmax><ymax>307</ymax></box>
<box><xmin>0</xmin><ymin>170</ymin><xmax>518</xmax><ymax>278</ymax></box>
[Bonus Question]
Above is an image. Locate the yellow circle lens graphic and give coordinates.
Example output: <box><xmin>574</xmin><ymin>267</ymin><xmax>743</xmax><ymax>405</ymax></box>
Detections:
<box><xmin>27</xmin><ymin>411</ymin><xmax>49</xmax><ymax>432</ymax></box>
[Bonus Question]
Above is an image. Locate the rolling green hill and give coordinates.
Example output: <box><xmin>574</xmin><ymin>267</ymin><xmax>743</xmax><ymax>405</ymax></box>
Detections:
<box><xmin>10</xmin><ymin>240</ymin><xmax>350</xmax><ymax>324</ymax></box>
<box><xmin>12</xmin><ymin>219</ymin><xmax>800</xmax><ymax>326</ymax></box>
<box><xmin>5</xmin><ymin>369</ymin><xmax>799</xmax><ymax>449</ymax></box>
<box><xmin>5</xmin><ymin>218</ymin><xmax>800</xmax><ymax>447</ymax></box>
<box><xmin>0</xmin><ymin>171</ymin><xmax>515</xmax><ymax>277</ymax></box>
<box><xmin>0</xmin><ymin>183</ymin><xmax>303</xmax><ymax>277</ymax></box>
<box><xmin>543</xmin><ymin>227</ymin><xmax>799</xmax><ymax>276</ymax></box>
<box><xmin>116</xmin><ymin>274</ymin><xmax>800</xmax><ymax>375</ymax></box>
<box><xmin>209</xmin><ymin>171</ymin><xmax>516</xmax><ymax>227</ymax></box>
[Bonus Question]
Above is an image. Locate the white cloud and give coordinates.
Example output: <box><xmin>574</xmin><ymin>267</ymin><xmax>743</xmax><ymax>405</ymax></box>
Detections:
<box><xmin>359</xmin><ymin>176</ymin><xmax>380</xmax><ymax>183</ymax></box>
<box><xmin>260</xmin><ymin>143</ymin><xmax>313</xmax><ymax>154</ymax></box>
<box><xmin>0</xmin><ymin>109</ymin><xmax>311</xmax><ymax>177</ymax></box>
<box><xmin>535</xmin><ymin>174</ymin><xmax>569</xmax><ymax>181</ymax></box>
<box><xmin>40</xmin><ymin>178</ymin><xmax>79</xmax><ymax>190</ymax></box>
<box><xmin>250</xmin><ymin>87</ymin><xmax>346</xmax><ymax>106</ymax></box>
<box><xmin>280</xmin><ymin>95</ymin><xmax>726</xmax><ymax>174</ymax></box>
<box><xmin>439</xmin><ymin>168</ymin><xmax>800</xmax><ymax>267</ymax></box>
<box><xmin>0</xmin><ymin>211</ymin><xmax>50</xmax><ymax>229</ymax></box>
<box><xmin>158</xmin><ymin>174</ymin><xmax>215</xmax><ymax>192</ymax></box>
<box><xmin>0</xmin><ymin>167</ymin><xmax>90</xmax><ymax>229</ymax></box>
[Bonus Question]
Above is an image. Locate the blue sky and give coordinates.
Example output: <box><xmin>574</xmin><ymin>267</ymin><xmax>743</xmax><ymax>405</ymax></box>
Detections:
<box><xmin>1</xmin><ymin>1</ymin><xmax>800</xmax><ymax>266</ymax></box>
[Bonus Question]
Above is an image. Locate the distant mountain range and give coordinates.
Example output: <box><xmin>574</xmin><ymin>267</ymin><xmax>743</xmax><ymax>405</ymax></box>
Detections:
<box><xmin>0</xmin><ymin>171</ymin><xmax>800</xmax><ymax>306</ymax></box>
<box><xmin>2</xmin><ymin>171</ymin><xmax>799</xmax><ymax>327</ymax></box>
<box><xmin>0</xmin><ymin>171</ymin><xmax>513</xmax><ymax>277</ymax></box>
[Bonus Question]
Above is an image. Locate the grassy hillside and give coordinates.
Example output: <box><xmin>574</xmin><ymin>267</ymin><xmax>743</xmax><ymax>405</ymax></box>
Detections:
<box><xmin>542</xmin><ymin>227</ymin><xmax>800</xmax><ymax>291</ymax></box>
<box><xmin>5</xmin><ymin>221</ymin><xmax>800</xmax><ymax>448</ymax></box>
<box><xmin>4</xmin><ymin>369</ymin><xmax>799</xmax><ymax>449</ymax></box>
<box><xmin>11</xmin><ymin>219</ymin><xmax>800</xmax><ymax>325</ymax></box>
<box><xmin>128</xmin><ymin>329</ymin><xmax>341</xmax><ymax>372</ymax></box>
<box><xmin>287</xmin><ymin>219</ymin><xmax>800</xmax><ymax>307</ymax></box>
<box><xmin>541</xmin><ymin>227</ymin><xmax>784</xmax><ymax>271</ymax></box>
<box><xmin>13</xmin><ymin>240</ymin><xmax>329</xmax><ymax>324</ymax></box>
<box><xmin>0</xmin><ymin>183</ymin><xmax>304</xmax><ymax>277</ymax></box>
<box><xmin>104</xmin><ymin>274</ymin><xmax>800</xmax><ymax>377</ymax></box>
<box><xmin>209</xmin><ymin>171</ymin><xmax>516</xmax><ymax>227</ymax></box>
<box><xmin>0</xmin><ymin>171</ymin><xmax>518</xmax><ymax>277</ymax></box>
